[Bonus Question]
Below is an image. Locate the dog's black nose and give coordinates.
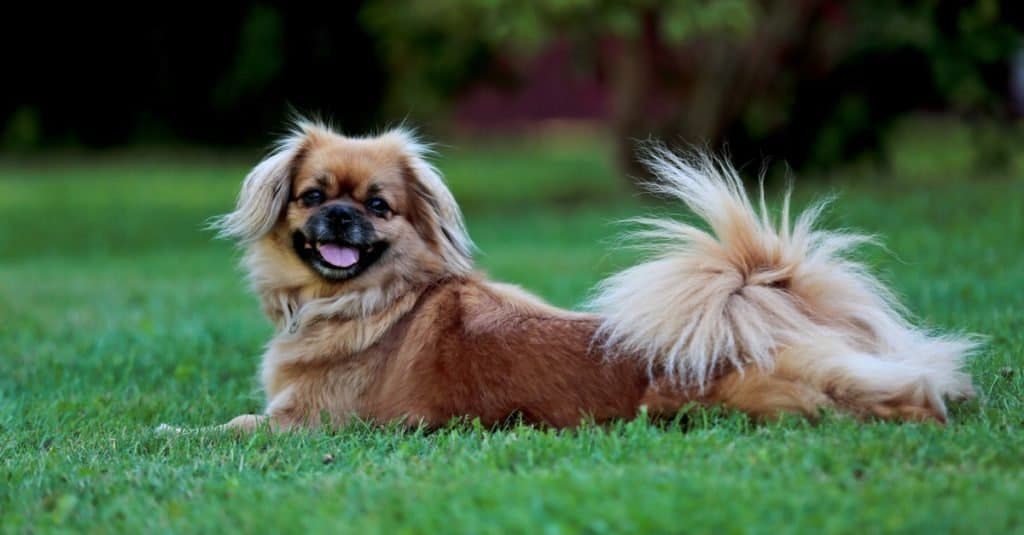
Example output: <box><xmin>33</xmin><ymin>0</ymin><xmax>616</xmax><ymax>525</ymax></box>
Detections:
<box><xmin>324</xmin><ymin>204</ymin><xmax>359</xmax><ymax>226</ymax></box>
<box><xmin>309</xmin><ymin>203</ymin><xmax>372</xmax><ymax>245</ymax></box>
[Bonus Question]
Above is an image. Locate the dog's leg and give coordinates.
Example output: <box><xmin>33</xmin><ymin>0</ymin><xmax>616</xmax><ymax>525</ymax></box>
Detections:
<box><xmin>704</xmin><ymin>368</ymin><xmax>834</xmax><ymax>421</ymax></box>
<box><xmin>221</xmin><ymin>414</ymin><xmax>274</xmax><ymax>432</ymax></box>
<box><xmin>835</xmin><ymin>373</ymin><xmax>946</xmax><ymax>422</ymax></box>
<box><xmin>863</xmin><ymin>401</ymin><xmax>945</xmax><ymax>423</ymax></box>
<box><xmin>704</xmin><ymin>363</ymin><xmax>947</xmax><ymax>423</ymax></box>
<box><xmin>155</xmin><ymin>414</ymin><xmax>282</xmax><ymax>435</ymax></box>
<box><xmin>771</xmin><ymin>344</ymin><xmax>949</xmax><ymax>423</ymax></box>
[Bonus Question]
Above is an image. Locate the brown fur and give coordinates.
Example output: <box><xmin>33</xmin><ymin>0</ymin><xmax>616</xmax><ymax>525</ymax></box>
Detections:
<box><xmin>205</xmin><ymin>122</ymin><xmax>973</xmax><ymax>433</ymax></box>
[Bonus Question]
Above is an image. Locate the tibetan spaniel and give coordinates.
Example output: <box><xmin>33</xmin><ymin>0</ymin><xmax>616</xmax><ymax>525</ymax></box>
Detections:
<box><xmin>194</xmin><ymin>121</ymin><xmax>975</xmax><ymax>432</ymax></box>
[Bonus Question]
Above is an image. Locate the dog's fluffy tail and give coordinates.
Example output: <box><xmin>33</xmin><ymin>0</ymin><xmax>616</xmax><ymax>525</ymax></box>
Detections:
<box><xmin>588</xmin><ymin>148</ymin><xmax>976</xmax><ymax>415</ymax></box>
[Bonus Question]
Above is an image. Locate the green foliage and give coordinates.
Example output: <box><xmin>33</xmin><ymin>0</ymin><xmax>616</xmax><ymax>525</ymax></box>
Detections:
<box><xmin>1</xmin><ymin>107</ymin><xmax>42</xmax><ymax>150</ymax></box>
<box><xmin>852</xmin><ymin>0</ymin><xmax>1022</xmax><ymax>112</ymax></box>
<box><xmin>2</xmin><ymin>135</ymin><xmax>1023</xmax><ymax>532</ymax></box>
<box><xmin>361</xmin><ymin>0</ymin><xmax>754</xmax><ymax>116</ymax></box>
<box><xmin>362</xmin><ymin>1</ymin><xmax>1022</xmax><ymax>171</ymax></box>
<box><xmin>213</xmin><ymin>5</ymin><xmax>285</xmax><ymax>111</ymax></box>
<box><xmin>364</xmin><ymin>0</ymin><xmax>754</xmax><ymax>55</ymax></box>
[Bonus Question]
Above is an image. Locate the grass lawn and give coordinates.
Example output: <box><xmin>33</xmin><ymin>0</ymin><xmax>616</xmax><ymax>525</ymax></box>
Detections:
<box><xmin>1</xmin><ymin>135</ymin><xmax>1022</xmax><ymax>533</ymax></box>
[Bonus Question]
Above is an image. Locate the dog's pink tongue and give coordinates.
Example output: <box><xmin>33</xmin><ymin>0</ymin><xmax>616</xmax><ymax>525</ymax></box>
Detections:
<box><xmin>317</xmin><ymin>243</ymin><xmax>359</xmax><ymax>268</ymax></box>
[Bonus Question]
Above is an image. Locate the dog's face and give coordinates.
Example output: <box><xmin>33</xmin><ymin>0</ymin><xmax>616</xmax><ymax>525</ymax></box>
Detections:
<box><xmin>216</xmin><ymin>122</ymin><xmax>473</xmax><ymax>308</ymax></box>
<box><xmin>286</xmin><ymin>139</ymin><xmax>418</xmax><ymax>282</ymax></box>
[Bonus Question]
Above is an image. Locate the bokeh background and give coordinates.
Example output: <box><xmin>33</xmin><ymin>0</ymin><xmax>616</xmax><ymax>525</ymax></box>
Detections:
<box><xmin>4</xmin><ymin>1</ymin><xmax>1024</xmax><ymax>175</ymax></box>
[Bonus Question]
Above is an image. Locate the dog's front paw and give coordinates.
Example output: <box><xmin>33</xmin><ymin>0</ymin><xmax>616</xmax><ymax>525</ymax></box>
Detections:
<box><xmin>224</xmin><ymin>414</ymin><xmax>270</xmax><ymax>432</ymax></box>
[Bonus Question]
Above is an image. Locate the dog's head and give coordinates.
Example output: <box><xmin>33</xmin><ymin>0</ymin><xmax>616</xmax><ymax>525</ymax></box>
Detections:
<box><xmin>214</xmin><ymin>121</ymin><xmax>473</xmax><ymax>303</ymax></box>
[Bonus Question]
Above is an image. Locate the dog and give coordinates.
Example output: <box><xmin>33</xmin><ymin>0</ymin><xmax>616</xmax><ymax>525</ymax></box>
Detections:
<box><xmin>204</xmin><ymin>120</ymin><xmax>975</xmax><ymax>432</ymax></box>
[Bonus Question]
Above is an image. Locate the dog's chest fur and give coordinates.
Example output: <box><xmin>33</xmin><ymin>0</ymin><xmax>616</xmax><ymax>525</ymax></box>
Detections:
<box><xmin>258</xmin><ymin>291</ymin><xmax>420</xmax><ymax>426</ymax></box>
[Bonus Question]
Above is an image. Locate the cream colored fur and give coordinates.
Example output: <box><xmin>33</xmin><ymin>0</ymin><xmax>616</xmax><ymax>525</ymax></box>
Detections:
<box><xmin>589</xmin><ymin>147</ymin><xmax>976</xmax><ymax>417</ymax></box>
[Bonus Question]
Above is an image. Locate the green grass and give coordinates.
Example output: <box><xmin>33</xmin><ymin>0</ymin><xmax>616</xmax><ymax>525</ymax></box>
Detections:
<box><xmin>1</xmin><ymin>136</ymin><xmax>1022</xmax><ymax>534</ymax></box>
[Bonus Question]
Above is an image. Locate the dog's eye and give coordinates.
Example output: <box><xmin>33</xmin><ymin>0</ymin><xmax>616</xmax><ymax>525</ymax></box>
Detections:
<box><xmin>300</xmin><ymin>189</ymin><xmax>325</xmax><ymax>207</ymax></box>
<box><xmin>366</xmin><ymin>197</ymin><xmax>390</xmax><ymax>216</ymax></box>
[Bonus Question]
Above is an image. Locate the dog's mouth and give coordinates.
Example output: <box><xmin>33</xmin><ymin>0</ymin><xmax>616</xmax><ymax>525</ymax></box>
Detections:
<box><xmin>316</xmin><ymin>242</ymin><xmax>362</xmax><ymax>268</ymax></box>
<box><xmin>293</xmin><ymin>232</ymin><xmax>389</xmax><ymax>281</ymax></box>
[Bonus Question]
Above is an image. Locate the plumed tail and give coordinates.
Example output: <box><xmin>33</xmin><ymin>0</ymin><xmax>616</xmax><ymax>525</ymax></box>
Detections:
<box><xmin>588</xmin><ymin>148</ymin><xmax>976</xmax><ymax>413</ymax></box>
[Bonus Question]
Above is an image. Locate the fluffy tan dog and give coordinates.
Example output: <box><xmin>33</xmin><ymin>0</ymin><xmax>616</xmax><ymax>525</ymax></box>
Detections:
<box><xmin>207</xmin><ymin>121</ymin><xmax>975</xmax><ymax>432</ymax></box>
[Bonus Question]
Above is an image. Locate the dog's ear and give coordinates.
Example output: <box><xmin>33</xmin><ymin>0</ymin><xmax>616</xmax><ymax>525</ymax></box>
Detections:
<box><xmin>211</xmin><ymin>130</ymin><xmax>309</xmax><ymax>242</ymax></box>
<box><xmin>384</xmin><ymin>128</ymin><xmax>475</xmax><ymax>275</ymax></box>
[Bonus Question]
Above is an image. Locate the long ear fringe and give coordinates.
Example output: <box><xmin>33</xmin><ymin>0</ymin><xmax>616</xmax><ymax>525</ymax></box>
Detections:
<box><xmin>207</xmin><ymin>123</ymin><xmax>316</xmax><ymax>243</ymax></box>
<box><xmin>588</xmin><ymin>145</ymin><xmax>978</xmax><ymax>413</ymax></box>
<box><xmin>383</xmin><ymin>127</ymin><xmax>475</xmax><ymax>275</ymax></box>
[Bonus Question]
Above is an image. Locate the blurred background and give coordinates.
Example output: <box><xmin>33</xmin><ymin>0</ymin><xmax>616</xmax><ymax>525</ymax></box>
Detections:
<box><xmin>4</xmin><ymin>0</ymin><xmax>1024</xmax><ymax>178</ymax></box>
<box><xmin>2</xmin><ymin>0</ymin><xmax>1023</xmax><ymax>311</ymax></box>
